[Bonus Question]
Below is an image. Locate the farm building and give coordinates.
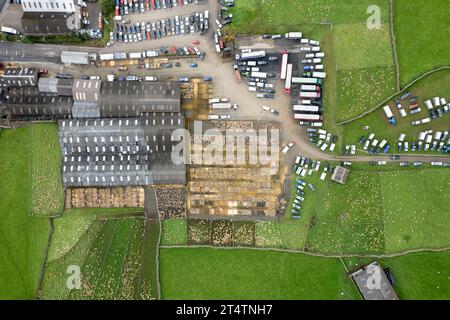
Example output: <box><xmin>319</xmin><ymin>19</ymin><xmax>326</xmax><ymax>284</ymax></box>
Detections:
<box><xmin>58</xmin><ymin>115</ymin><xmax>186</xmax><ymax>188</ymax></box>
<box><xmin>331</xmin><ymin>166</ymin><xmax>350</xmax><ymax>185</ymax></box>
<box><xmin>21</xmin><ymin>12</ymin><xmax>79</xmax><ymax>35</ymax></box>
<box><xmin>1</xmin><ymin>67</ymin><xmax>39</xmax><ymax>87</ymax></box>
<box><xmin>4</xmin><ymin>79</ymin><xmax>182</xmax><ymax>119</ymax></box>
<box><xmin>60</xmin><ymin>51</ymin><xmax>97</xmax><ymax>65</ymax></box>
<box><xmin>350</xmin><ymin>262</ymin><xmax>399</xmax><ymax>300</ymax></box>
<box><xmin>72</xmin><ymin>79</ymin><xmax>101</xmax><ymax>103</ymax></box>
<box><xmin>38</xmin><ymin>78</ymin><xmax>59</xmax><ymax>94</ymax></box>
<box><xmin>98</xmin><ymin>81</ymin><xmax>181</xmax><ymax>117</ymax></box>
<box><xmin>6</xmin><ymin>86</ymin><xmax>72</xmax><ymax>118</ymax></box>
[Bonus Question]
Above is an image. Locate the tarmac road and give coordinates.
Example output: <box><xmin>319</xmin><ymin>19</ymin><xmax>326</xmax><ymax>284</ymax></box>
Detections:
<box><xmin>0</xmin><ymin>1</ymin><xmax>448</xmax><ymax>164</ymax></box>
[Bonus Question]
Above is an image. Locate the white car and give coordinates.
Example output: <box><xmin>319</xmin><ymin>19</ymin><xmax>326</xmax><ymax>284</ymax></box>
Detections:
<box><xmin>282</xmin><ymin>142</ymin><xmax>295</xmax><ymax>154</ymax></box>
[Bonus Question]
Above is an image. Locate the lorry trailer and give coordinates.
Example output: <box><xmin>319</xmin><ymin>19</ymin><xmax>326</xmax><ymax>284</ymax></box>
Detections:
<box><xmin>236</xmin><ymin>50</ymin><xmax>266</xmax><ymax>61</ymax></box>
<box><xmin>294</xmin><ymin>113</ymin><xmax>322</xmax><ymax>121</ymax></box>
<box><xmin>285</xmin><ymin>64</ymin><xmax>293</xmax><ymax>94</ymax></box>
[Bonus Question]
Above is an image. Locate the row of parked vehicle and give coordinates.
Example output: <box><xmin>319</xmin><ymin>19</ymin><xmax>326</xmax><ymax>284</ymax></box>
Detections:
<box><xmin>111</xmin><ymin>10</ymin><xmax>209</xmax><ymax>45</ymax></box>
<box><xmin>115</xmin><ymin>0</ymin><xmax>203</xmax><ymax>17</ymax></box>
<box><xmin>290</xmin><ymin>156</ymin><xmax>332</xmax><ymax>219</ymax></box>
<box><xmin>397</xmin><ymin>131</ymin><xmax>450</xmax><ymax>154</ymax></box>
<box><xmin>358</xmin><ymin>133</ymin><xmax>391</xmax><ymax>154</ymax></box>
<box><xmin>307</xmin><ymin>128</ymin><xmax>337</xmax><ymax>153</ymax></box>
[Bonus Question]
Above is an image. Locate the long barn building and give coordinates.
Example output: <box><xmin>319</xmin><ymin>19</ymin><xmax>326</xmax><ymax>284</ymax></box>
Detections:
<box><xmin>3</xmin><ymin>79</ymin><xmax>181</xmax><ymax>119</ymax></box>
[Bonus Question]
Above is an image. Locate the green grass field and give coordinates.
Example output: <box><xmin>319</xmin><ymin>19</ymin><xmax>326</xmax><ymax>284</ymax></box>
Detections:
<box><xmin>160</xmin><ymin>248</ymin><xmax>450</xmax><ymax>300</ymax></box>
<box><xmin>161</xmin><ymin>218</ymin><xmax>188</xmax><ymax>246</ymax></box>
<box><xmin>0</xmin><ymin>127</ymin><xmax>51</xmax><ymax>299</ymax></box>
<box><xmin>342</xmin><ymin>69</ymin><xmax>450</xmax><ymax>149</ymax></box>
<box><xmin>40</xmin><ymin>216</ymin><xmax>158</xmax><ymax>300</ymax></box>
<box><xmin>160</xmin><ymin>248</ymin><xmax>360</xmax><ymax>300</ymax></box>
<box><xmin>394</xmin><ymin>0</ymin><xmax>450</xmax><ymax>86</ymax></box>
<box><xmin>30</xmin><ymin>123</ymin><xmax>64</xmax><ymax>217</ymax></box>
<box><xmin>344</xmin><ymin>251</ymin><xmax>450</xmax><ymax>300</ymax></box>
<box><xmin>293</xmin><ymin>166</ymin><xmax>449</xmax><ymax>254</ymax></box>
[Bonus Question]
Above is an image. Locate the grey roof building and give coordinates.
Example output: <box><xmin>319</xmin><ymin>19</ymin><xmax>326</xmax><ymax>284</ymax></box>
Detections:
<box><xmin>331</xmin><ymin>166</ymin><xmax>350</xmax><ymax>184</ymax></box>
<box><xmin>57</xmin><ymin>78</ymin><xmax>75</xmax><ymax>96</ymax></box>
<box><xmin>6</xmin><ymin>86</ymin><xmax>72</xmax><ymax>118</ymax></box>
<box><xmin>72</xmin><ymin>79</ymin><xmax>102</xmax><ymax>102</ymax></box>
<box><xmin>61</xmin><ymin>51</ymin><xmax>97</xmax><ymax>65</ymax></box>
<box><xmin>98</xmin><ymin>81</ymin><xmax>181</xmax><ymax>117</ymax></box>
<box><xmin>71</xmin><ymin>101</ymin><xmax>100</xmax><ymax>119</ymax></box>
<box><xmin>38</xmin><ymin>78</ymin><xmax>59</xmax><ymax>93</ymax></box>
<box><xmin>1</xmin><ymin>67</ymin><xmax>39</xmax><ymax>87</ymax></box>
<box><xmin>21</xmin><ymin>12</ymin><xmax>78</xmax><ymax>35</ymax></box>
<box><xmin>351</xmin><ymin>262</ymin><xmax>399</xmax><ymax>300</ymax></box>
<box><xmin>58</xmin><ymin>114</ymin><xmax>186</xmax><ymax>187</ymax></box>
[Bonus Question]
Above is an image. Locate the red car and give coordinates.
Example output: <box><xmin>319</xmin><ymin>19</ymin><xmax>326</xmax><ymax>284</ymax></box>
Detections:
<box><xmin>192</xmin><ymin>40</ymin><xmax>200</xmax><ymax>45</ymax></box>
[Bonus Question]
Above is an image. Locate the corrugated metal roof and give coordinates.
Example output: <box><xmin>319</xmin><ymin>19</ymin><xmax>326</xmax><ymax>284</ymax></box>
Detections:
<box><xmin>58</xmin><ymin>116</ymin><xmax>186</xmax><ymax>187</ymax></box>
<box><xmin>61</xmin><ymin>51</ymin><xmax>90</xmax><ymax>65</ymax></box>
<box><xmin>21</xmin><ymin>12</ymin><xmax>75</xmax><ymax>35</ymax></box>
<box><xmin>38</xmin><ymin>78</ymin><xmax>58</xmax><ymax>93</ymax></box>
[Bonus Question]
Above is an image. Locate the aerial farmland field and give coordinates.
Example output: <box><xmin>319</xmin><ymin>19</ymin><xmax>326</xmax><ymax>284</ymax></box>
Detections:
<box><xmin>0</xmin><ymin>126</ymin><xmax>51</xmax><ymax>299</ymax></box>
<box><xmin>0</xmin><ymin>0</ymin><xmax>448</xmax><ymax>305</ymax></box>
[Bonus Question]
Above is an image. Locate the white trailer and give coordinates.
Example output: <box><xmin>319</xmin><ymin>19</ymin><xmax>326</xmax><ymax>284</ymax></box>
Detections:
<box><xmin>211</xmin><ymin>103</ymin><xmax>238</xmax><ymax>110</ymax></box>
<box><xmin>293</xmin><ymin>105</ymin><xmax>320</xmax><ymax>113</ymax></box>
<box><xmin>99</xmin><ymin>53</ymin><xmax>115</xmax><ymax>61</ymax></box>
<box><xmin>292</xmin><ymin>77</ymin><xmax>322</xmax><ymax>85</ymax></box>
<box><xmin>280</xmin><ymin>53</ymin><xmax>289</xmax><ymax>80</ymax></box>
<box><xmin>312</xmin><ymin>72</ymin><xmax>326</xmax><ymax>79</ymax></box>
<box><xmin>300</xmin><ymin>85</ymin><xmax>320</xmax><ymax>91</ymax></box>
<box><xmin>294</xmin><ymin>113</ymin><xmax>322</xmax><ymax>121</ymax></box>
<box><xmin>251</xmin><ymin>71</ymin><xmax>268</xmax><ymax>79</ymax></box>
<box><xmin>300</xmin><ymin>91</ymin><xmax>321</xmax><ymax>98</ymax></box>
<box><xmin>285</xmin><ymin>32</ymin><xmax>302</xmax><ymax>39</ymax></box>
<box><xmin>425</xmin><ymin>100</ymin><xmax>433</xmax><ymax>110</ymax></box>
<box><xmin>1</xmin><ymin>26</ymin><xmax>18</xmax><ymax>35</ymax></box>
<box><xmin>208</xmin><ymin>98</ymin><xmax>220</xmax><ymax>104</ymax></box>
<box><xmin>236</xmin><ymin>50</ymin><xmax>266</xmax><ymax>60</ymax></box>
<box><xmin>285</xmin><ymin>64</ymin><xmax>293</xmax><ymax>94</ymax></box>
<box><xmin>129</xmin><ymin>52</ymin><xmax>143</xmax><ymax>59</ymax></box>
<box><xmin>383</xmin><ymin>105</ymin><xmax>394</xmax><ymax>118</ymax></box>
<box><xmin>315</xmin><ymin>52</ymin><xmax>325</xmax><ymax>58</ymax></box>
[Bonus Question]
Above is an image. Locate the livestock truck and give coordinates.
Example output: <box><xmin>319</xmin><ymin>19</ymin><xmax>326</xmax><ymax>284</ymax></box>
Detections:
<box><xmin>251</xmin><ymin>71</ymin><xmax>268</xmax><ymax>79</ymax></box>
<box><xmin>312</xmin><ymin>72</ymin><xmax>326</xmax><ymax>79</ymax></box>
<box><xmin>99</xmin><ymin>53</ymin><xmax>115</xmax><ymax>61</ymax></box>
<box><xmin>293</xmin><ymin>105</ymin><xmax>321</xmax><ymax>113</ymax></box>
<box><xmin>285</xmin><ymin>64</ymin><xmax>293</xmax><ymax>94</ymax></box>
<box><xmin>236</xmin><ymin>50</ymin><xmax>266</xmax><ymax>61</ymax></box>
<box><xmin>300</xmin><ymin>91</ymin><xmax>321</xmax><ymax>99</ymax></box>
<box><xmin>285</xmin><ymin>32</ymin><xmax>302</xmax><ymax>39</ymax></box>
<box><xmin>280</xmin><ymin>52</ymin><xmax>289</xmax><ymax>80</ymax></box>
<box><xmin>383</xmin><ymin>105</ymin><xmax>397</xmax><ymax>126</ymax></box>
<box><xmin>300</xmin><ymin>85</ymin><xmax>321</xmax><ymax>92</ymax></box>
<box><xmin>292</xmin><ymin>77</ymin><xmax>323</xmax><ymax>85</ymax></box>
<box><xmin>294</xmin><ymin>113</ymin><xmax>322</xmax><ymax>121</ymax></box>
<box><xmin>210</xmin><ymin>103</ymin><xmax>239</xmax><ymax>110</ymax></box>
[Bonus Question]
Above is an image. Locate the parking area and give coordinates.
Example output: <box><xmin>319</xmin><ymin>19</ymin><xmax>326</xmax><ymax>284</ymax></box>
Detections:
<box><xmin>111</xmin><ymin>9</ymin><xmax>209</xmax><ymax>46</ymax></box>
<box><xmin>110</xmin><ymin>0</ymin><xmax>209</xmax><ymax>46</ymax></box>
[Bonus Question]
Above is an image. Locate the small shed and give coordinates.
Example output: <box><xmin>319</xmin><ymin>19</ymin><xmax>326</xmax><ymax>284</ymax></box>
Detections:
<box><xmin>331</xmin><ymin>166</ymin><xmax>350</xmax><ymax>185</ymax></box>
<box><xmin>61</xmin><ymin>51</ymin><xmax>90</xmax><ymax>65</ymax></box>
